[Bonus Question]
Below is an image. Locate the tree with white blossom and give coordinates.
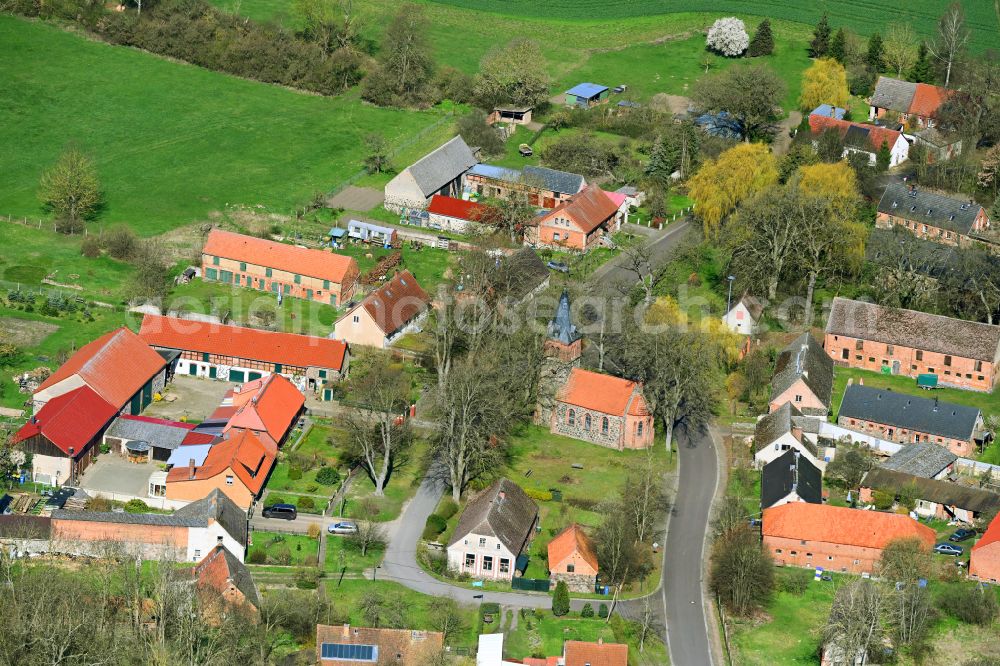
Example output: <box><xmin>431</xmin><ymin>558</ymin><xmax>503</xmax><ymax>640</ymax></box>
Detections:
<box><xmin>706</xmin><ymin>17</ymin><xmax>749</xmax><ymax>57</ymax></box>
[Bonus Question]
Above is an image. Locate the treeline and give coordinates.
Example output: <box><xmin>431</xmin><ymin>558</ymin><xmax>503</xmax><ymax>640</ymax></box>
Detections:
<box><xmin>8</xmin><ymin>0</ymin><xmax>366</xmax><ymax>96</ymax></box>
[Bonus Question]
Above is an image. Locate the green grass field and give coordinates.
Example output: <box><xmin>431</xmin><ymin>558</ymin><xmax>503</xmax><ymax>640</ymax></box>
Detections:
<box><xmin>0</xmin><ymin>15</ymin><xmax>446</xmax><ymax>237</ymax></box>
<box><xmin>248</xmin><ymin>531</ymin><xmax>319</xmax><ymax>565</ymax></box>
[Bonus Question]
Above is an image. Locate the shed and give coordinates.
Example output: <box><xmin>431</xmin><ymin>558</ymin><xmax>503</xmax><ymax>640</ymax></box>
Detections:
<box><xmin>347</xmin><ymin>220</ymin><xmax>397</xmax><ymax>246</ymax></box>
<box><xmin>565</xmin><ymin>83</ymin><xmax>609</xmax><ymax>107</ymax></box>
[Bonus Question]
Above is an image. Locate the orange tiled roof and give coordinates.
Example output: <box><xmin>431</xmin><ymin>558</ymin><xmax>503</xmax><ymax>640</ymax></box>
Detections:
<box><xmin>167</xmin><ymin>430</ymin><xmax>274</xmax><ymax>495</ymax></box>
<box><xmin>763</xmin><ymin>503</ymin><xmax>935</xmax><ymax>550</ymax></box>
<box><xmin>357</xmin><ymin>270</ymin><xmax>431</xmax><ymax>337</ymax></box>
<box><xmin>541</xmin><ymin>184</ymin><xmax>619</xmax><ymax>234</ymax></box>
<box><xmin>972</xmin><ymin>512</ymin><xmax>1000</xmax><ymax>554</ymax></box>
<box><xmin>225</xmin><ymin>374</ymin><xmax>304</xmax><ymax>448</ymax></box>
<box><xmin>36</xmin><ymin>327</ymin><xmax>166</xmax><ymax>407</ymax></box>
<box><xmin>138</xmin><ymin>314</ymin><xmax>347</xmax><ymax>371</ymax></box>
<box><xmin>808</xmin><ymin>115</ymin><xmax>902</xmax><ymax>153</ymax></box>
<box><xmin>547</xmin><ymin>524</ymin><xmax>598</xmax><ymax>572</ymax></box>
<box><xmin>564</xmin><ymin>640</ymin><xmax>629</xmax><ymax>666</ymax></box>
<box><xmin>557</xmin><ymin>368</ymin><xmax>648</xmax><ymax>417</ymax></box>
<box><xmin>194</xmin><ymin>545</ymin><xmax>260</xmax><ymax>608</ymax></box>
<box><xmin>202</xmin><ymin>229</ymin><xmax>358</xmax><ymax>283</ymax></box>
<box><xmin>909</xmin><ymin>83</ymin><xmax>952</xmax><ymax>118</ymax></box>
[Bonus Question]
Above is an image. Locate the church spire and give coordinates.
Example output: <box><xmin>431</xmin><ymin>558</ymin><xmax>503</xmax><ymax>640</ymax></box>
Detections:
<box><xmin>547</xmin><ymin>290</ymin><xmax>581</xmax><ymax>346</ymax></box>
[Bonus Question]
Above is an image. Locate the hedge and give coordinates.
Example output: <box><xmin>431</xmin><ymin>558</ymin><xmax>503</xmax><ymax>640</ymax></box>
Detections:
<box><xmin>423</xmin><ymin>514</ymin><xmax>447</xmax><ymax>540</ymax></box>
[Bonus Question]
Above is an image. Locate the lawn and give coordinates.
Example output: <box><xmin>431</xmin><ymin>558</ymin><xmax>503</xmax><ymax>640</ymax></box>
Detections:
<box><xmin>341</xmin><ymin>440</ymin><xmax>431</xmax><ymax>522</ymax></box>
<box><xmin>331</xmin><ymin>242</ymin><xmax>454</xmax><ymax>293</ymax></box>
<box><xmin>324</xmin><ymin>536</ymin><xmax>385</xmax><ymax>575</ymax></box>
<box><xmin>0</xmin><ymin>15</ymin><xmax>445</xmax><ymax>236</ymax></box>
<box><xmin>247</xmin><ymin>531</ymin><xmax>319</xmax><ymax>566</ymax></box>
<box><xmin>503</xmin><ymin>611</ymin><xmax>618</xmax><ymax>659</ymax></box>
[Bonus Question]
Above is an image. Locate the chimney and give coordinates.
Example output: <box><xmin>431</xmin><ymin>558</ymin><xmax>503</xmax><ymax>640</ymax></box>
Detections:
<box><xmin>189</xmin><ymin>458</ymin><xmax>197</xmax><ymax>479</ymax></box>
<box><xmin>791</xmin><ymin>425</ymin><xmax>803</xmax><ymax>442</ymax></box>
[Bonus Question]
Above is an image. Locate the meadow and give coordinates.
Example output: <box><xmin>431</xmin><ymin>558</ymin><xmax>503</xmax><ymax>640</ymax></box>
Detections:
<box><xmin>0</xmin><ymin>15</ymin><xmax>446</xmax><ymax>237</ymax></box>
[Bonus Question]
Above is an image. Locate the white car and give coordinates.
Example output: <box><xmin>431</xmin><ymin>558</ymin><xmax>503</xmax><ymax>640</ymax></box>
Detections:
<box><xmin>328</xmin><ymin>521</ymin><xmax>358</xmax><ymax>535</ymax></box>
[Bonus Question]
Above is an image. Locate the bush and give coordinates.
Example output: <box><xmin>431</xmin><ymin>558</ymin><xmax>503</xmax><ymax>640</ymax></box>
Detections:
<box><xmin>872</xmin><ymin>489</ymin><xmax>895</xmax><ymax>511</ymax></box>
<box><xmin>123</xmin><ymin>499</ymin><xmax>149</xmax><ymax>513</ymax></box>
<box><xmin>316</xmin><ymin>466</ymin><xmax>340</xmax><ymax>486</ymax></box>
<box><xmin>307</xmin><ymin>523</ymin><xmax>321</xmax><ymax>539</ymax></box>
<box><xmin>273</xmin><ymin>546</ymin><xmax>292</xmax><ymax>565</ymax></box>
<box><xmin>598</xmin><ymin>603</ymin><xmax>609</xmax><ymax>619</ymax></box>
<box><xmin>297</xmin><ymin>496</ymin><xmax>316</xmax><ymax>510</ymax></box>
<box><xmin>581</xmin><ymin>602</ymin><xmax>594</xmax><ymax>618</ymax></box>
<box><xmin>306</xmin><ymin>483</ymin><xmax>319</xmax><ymax>493</ymax></box>
<box><xmin>777</xmin><ymin>569</ymin><xmax>811</xmax><ymax>595</ymax></box>
<box><xmin>937</xmin><ymin>585</ymin><xmax>999</xmax><ymax>625</ymax></box>
<box><xmin>294</xmin><ymin>568</ymin><xmax>319</xmax><ymax>590</ymax></box>
<box><xmin>104</xmin><ymin>226</ymin><xmax>138</xmax><ymax>260</ymax></box>
<box><xmin>247</xmin><ymin>549</ymin><xmax>266</xmax><ymax>564</ymax></box>
<box><xmin>81</xmin><ymin>237</ymin><xmax>101</xmax><ymax>258</ymax></box>
<box><xmin>288</xmin><ymin>467</ymin><xmax>303</xmax><ymax>481</ymax></box>
<box><xmin>552</xmin><ymin>581</ymin><xmax>570</xmax><ymax>617</ymax></box>
<box><xmin>423</xmin><ymin>514</ymin><xmax>448</xmax><ymax>541</ymax></box>
<box><xmin>525</xmin><ymin>488</ymin><xmax>553</xmax><ymax>502</ymax></box>
<box><xmin>437</xmin><ymin>498</ymin><xmax>459</xmax><ymax>520</ymax></box>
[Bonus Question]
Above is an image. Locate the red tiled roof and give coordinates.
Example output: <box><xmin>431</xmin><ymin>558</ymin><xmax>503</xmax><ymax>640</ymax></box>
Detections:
<box><xmin>36</xmin><ymin>327</ymin><xmax>166</xmax><ymax>407</ymax></box>
<box><xmin>138</xmin><ymin>314</ymin><xmax>347</xmax><ymax>372</ymax></box>
<box><xmin>763</xmin><ymin>503</ymin><xmax>935</xmax><ymax>550</ymax></box>
<box><xmin>357</xmin><ymin>270</ymin><xmax>431</xmax><ymax>337</ymax></box>
<box><xmin>203</xmin><ymin>229</ymin><xmax>358</xmax><ymax>283</ymax></box>
<box><xmin>225</xmin><ymin>374</ymin><xmax>304</xmax><ymax>448</ymax></box>
<box><xmin>972</xmin><ymin>512</ymin><xmax>1000</xmax><ymax>554</ymax></box>
<box><xmin>909</xmin><ymin>83</ymin><xmax>951</xmax><ymax>118</ymax></box>
<box><xmin>808</xmin><ymin>115</ymin><xmax>902</xmax><ymax>153</ymax></box>
<box><xmin>427</xmin><ymin>195</ymin><xmax>489</xmax><ymax>221</ymax></box>
<box><xmin>542</xmin><ymin>184</ymin><xmax>619</xmax><ymax>234</ymax></box>
<box><xmin>167</xmin><ymin>430</ymin><xmax>274</xmax><ymax>495</ymax></box>
<box><xmin>602</xmin><ymin>189</ymin><xmax>627</xmax><ymax>208</ymax></box>
<box><xmin>548</xmin><ymin>524</ymin><xmax>599</xmax><ymax>572</ymax></box>
<box><xmin>557</xmin><ymin>368</ymin><xmax>648</xmax><ymax>417</ymax></box>
<box><xmin>13</xmin><ymin>386</ymin><xmax>118</xmax><ymax>456</ymax></box>
<box><xmin>564</xmin><ymin>640</ymin><xmax>629</xmax><ymax>666</ymax></box>
<box><xmin>182</xmin><ymin>431</ymin><xmax>217</xmax><ymax>446</ymax></box>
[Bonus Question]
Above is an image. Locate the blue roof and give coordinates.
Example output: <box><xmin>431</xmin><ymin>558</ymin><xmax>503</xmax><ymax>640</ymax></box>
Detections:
<box><xmin>167</xmin><ymin>444</ymin><xmax>213</xmax><ymax>467</ymax></box>
<box><xmin>811</xmin><ymin>104</ymin><xmax>846</xmax><ymax>120</ymax></box>
<box><xmin>468</xmin><ymin>163</ymin><xmax>521</xmax><ymax>181</ymax></box>
<box><xmin>348</xmin><ymin>219</ymin><xmax>395</xmax><ymax>234</ymax></box>
<box><xmin>328</xmin><ymin>228</ymin><xmax>347</xmax><ymax>238</ymax></box>
<box><xmin>566</xmin><ymin>82</ymin><xmax>608</xmax><ymax>99</ymax></box>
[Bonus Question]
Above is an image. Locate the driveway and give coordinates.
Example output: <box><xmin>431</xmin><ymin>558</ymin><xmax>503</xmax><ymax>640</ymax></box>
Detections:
<box><xmin>326</xmin><ymin>186</ymin><xmax>384</xmax><ymax>212</ymax></box>
<box><xmin>78</xmin><ymin>456</ymin><xmax>160</xmax><ymax>498</ymax></box>
<box><xmin>143</xmin><ymin>375</ymin><xmax>232</xmax><ymax>422</ymax></box>
<box><xmin>587</xmin><ymin>218</ymin><xmax>691</xmax><ymax>292</ymax></box>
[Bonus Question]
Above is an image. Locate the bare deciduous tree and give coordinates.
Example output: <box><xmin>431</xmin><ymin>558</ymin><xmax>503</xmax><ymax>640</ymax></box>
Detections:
<box><xmin>928</xmin><ymin>2</ymin><xmax>969</xmax><ymax>87</ymax></box>
<box><xmin>823</xmin><ymin>579</ymin><xmax>885</xmax><ymax>665</ymax></box>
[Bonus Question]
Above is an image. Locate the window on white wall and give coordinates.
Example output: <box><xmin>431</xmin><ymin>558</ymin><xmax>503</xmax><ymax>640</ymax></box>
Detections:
<box><xmin>226</xmin><ymin>475</ymin><xmax>234</xmax><ymax>486</ymax></box>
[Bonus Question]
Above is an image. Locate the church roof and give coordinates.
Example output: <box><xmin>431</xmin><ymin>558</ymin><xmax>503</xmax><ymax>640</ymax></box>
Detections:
<box><xmin>547</xmin><ymin>290</ymin><xmax>581</xmax><ymax>345</ymax></box>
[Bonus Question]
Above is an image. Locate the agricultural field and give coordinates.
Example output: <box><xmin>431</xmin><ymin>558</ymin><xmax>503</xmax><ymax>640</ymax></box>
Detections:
<box><xmin>0</xmin><ymin>15</ymin><xmax>447</xmax><ymax>237</ymax></box>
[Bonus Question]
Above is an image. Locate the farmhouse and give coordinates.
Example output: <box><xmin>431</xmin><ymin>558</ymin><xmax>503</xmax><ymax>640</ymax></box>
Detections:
<box><xmin>869</xmin><ymin>76</ymin><xmax>952</xmax><ymax>128</ymax></box>
<box><xmin>533</xmin><ymin>185</ymin><xmax>622</xmax><ymax>252</ymax></box>
<box><xmin>104</xmin><ymin>414</ymin><xmax>200</xmax><ymax>464</ymax></box>
<box><xmin>316</xmin><ymin>625</ymin><xmax>443</xmax><ymax>665</ymax></box>
<box><xmin>201</xmin><ymin>229</ymin><xmax>359</xmax><ymax>306</ymax></box>
<box><xmin>551</xmin><ymin>367</ymin><xmax>654</xmax><ymax>450</ymax></box>
<box><xmin>769</xmin><ymin>333</ymin><xmax>834</xmax><ymax>416</ymax></box>
<box><xmin>500</xmin><ymin>247</ymin><xmax>550</xmax><ymax>304</ymax></box>
<box><xmin>859</xmin><ymin>467</ymin><xmax>1000</xmax><ymax>522</ymax></box>
<box><xmin>426</xmin><ymin>195</ymin><xmax>490</xmax><ymax>233</ymax></box>
<box><xmin>914</xmin><ymin>126</ymin><xmax>963</xmax><ymax>162</ymax></box>
<box><xmin>837</xmin><ymin>384</ymin><xmax>984</xmax><ymax>457</ymax></box>
<box><xmin>547</xmin><ymin>524</ymin><xmax>598</xmax><ymax>593</ymax></box>
<box><xmin>165</xmin><ymin>430</ymin><xmax>276</xmax><ymax>510</ymax></box>
<box><xmin>722</xmin><ymin>293</ymin><xmax>763</xmax><ymax>335</ymax></box>
<box><xmin>13</xmin><ymin>386</ymin><xmax>119</xmax><ymax>486</ymax></box>
<box><xmin>823</xmin><ymin>297</ymin><xmax>1000</xmax><ymax>391</ymax></box>
<box><xmin>876</xmin><ymin>183</ymin><xmax>990</xmax><ymax>247</ymax></box>
<box><xmin>464</xmin><ymin>164</ymin><xmax>586</xmax><ymax>209</ymax></box>
<box><xmin>762</xmin><ymin>502</ymin><xmax>935</xmax><ymax>575</ymax></box>
<box><xmin>565</xmin><ymin>82</ymin><xmax>609</xmax><ymax>107</ymax></box>
<box><xmin>333</xmin><ymin>270</ymin><xmax>430</xmax><ymax>349</ymax></box>
<box><xmin>879</xmin><ymin>441</ymin><xmax>957</xmax><ymax>480</ymax></box>
<box><xmin>211</xmin><ymin>374</ymin><xmax>305</xmax><ymax>451</ymax></box>
<box><xmin>384</xmin><ymin>136</ymin><xmax>478</xmax><ymax>212</ymax></box>
<box><xmin>50</xmin><ymin>488</ymin><xmax>247</xmax><ymax>562</ymax></box>
<box><xmin>808</xmin><ymin>114</ymin><xmax>909</xmax><ymax>167</ymax></box>
<box><xmin>192</xmin><ymin>544</ymin><xmax>260</xmax><ymax>617</ymax></box>
<box><xmin>447</xmin><ymin>478</ymin><xmax>538</xmax><ymax>582</ymax></box>
<box><xmin>753</xmin><ymin>402</ymin><xmax>825</xmax><ymax>470</ymax></box>
<box><xmin>971</xmin><ymin>513</ymin><xmax>1000</xmax><ymax>583</ymax></box>
<box><xmin>32</xmin><ymin>326</ymin><xmax>167</xmax><ymax>414</ymax></box>
<box><xmin>564</xmin><ymin>640</ymin><xmax>629</xmax><ymax>666</ymax></box>
<box><xmin>138</xmin><ymin>314</ymin><xmax>348</xmax><ymax>394</ymax></box>
<box><xmin>760</xmin><ymin>449</ymin><xmax>822</xmax><ymax>510</ymax></box>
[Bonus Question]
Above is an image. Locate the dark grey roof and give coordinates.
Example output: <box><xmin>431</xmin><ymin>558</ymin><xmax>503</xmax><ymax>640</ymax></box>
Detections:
<box><xmin>878</xmin><ymin>183</ymin><xmax>985</xmax><ymax>235</ymax></box>
<box><xmin>880</xmin><ymin>442</ymin><xmax>957</xmax><ymax>478</ymax></box>
<box><xmin>547</xmin><ymin>290</ymin><xmax>581</xmax><ymax>345</ymax></box>
<box><xmin>106</xmin><ymin>416</ymin><xmax>192</xmax><ymax>451</ymax></box>
<box><xmin>407</xmin><ymin>136</ymin><xmax>478</xmax><ymax>198</ymax></box>
<box><xmin>53</xmin><ymin>489</ymin><xmax>247</xmax><ymax>547</ymax></box>
<box><xmin>505</xmin><ymin>248</ymin><xmax>549</xmax><ymax>301</ymax></box>
<box><xmin>915</xmin><ymin>126</ymin><xmax>961</xmax><ymax>148</ymax></box>
<box><xmin>761</xmin><ymin>449</ymin><xmax>822</xmax><ymax>509</ymax></box>
<box><xmin>770</xmin><ymin>333</ymin><xmax>834</xmax><ymax>409</ymax></box>
<box><xmin>843</xmin><ymin>124</ymin><xmax>871</xmax><ymax>149</ymax></box>
<box><xmin>838</xmin><ymin>384</ymin><xmax>980</xmax><ymax>441</ymax></box>
<box><xmin>862</xmin><ymin>467</ymin><xmax>1000</xmax><ymax>514</ymax></box>
<box><xmin>0</xmin><ymin>515</ymin><xmax>52</xmax><ymax>539</ymax></box>
<box><xmin>448</xmin><ymin>479</ymin><xmax>538</xmax><ymax>555</ymax></box>
<box><xmin>754</xmin><ymin>403</ymin><xmax>820</xmax><ymax>458</ymax></box>
<box><xmin>156</xmin><ymin>348</ymin><xmax>181</xmax><ymax>364</ymax></box>
<box><xmin>826</xmin><ymin>297</ymin><xmax>1000</xmax><ymax>363</ymax></box>
<box><xmin>871</xmin><ymin>76</ymin><xmax>917</xmax><ymax>113</ymax></box>
<box><xmin>197</xmin><ymin>545</ymin><xmax>260</xmax><ymax>607</ymax></box>
<box><xmin>522</xmin><ymin>166</ymin><xmax>585</xmax><ymax>195</ymax></box>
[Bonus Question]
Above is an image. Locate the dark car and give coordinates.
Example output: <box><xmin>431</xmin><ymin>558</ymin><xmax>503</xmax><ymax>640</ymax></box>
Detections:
<box><xmin>546</xmin><ymin>260</ymin><xmax>569</xmax><ymax>273</ymax></box>
<box><xmin>948</xmin><ymin>528</ymin><xmax>976</xmax><ymax>542</ymax></box>
<box><xmin>261</xmin><ymin>504</ymin><xmax>297</xmax><ymax>520</ymax></box>
<box><xmin>934</xmin><ymin>543</ymin><xmax>963</xmax><ymax>556</ymax></box>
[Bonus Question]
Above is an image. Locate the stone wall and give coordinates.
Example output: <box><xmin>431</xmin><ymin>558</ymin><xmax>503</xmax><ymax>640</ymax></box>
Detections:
<box><xmin>551</xmin><ymin>402</ymin><xmax>624</xmax><ymax>450</ymax></box>
<box><xmin>534</xmin><ymin>357</ymin><xmax>576</xmax><ymax>426</ymax></box>
<box><xmin>550</xmin><ymin>572</ymin><xmax>596</xmax><ymax>594</ymax></box>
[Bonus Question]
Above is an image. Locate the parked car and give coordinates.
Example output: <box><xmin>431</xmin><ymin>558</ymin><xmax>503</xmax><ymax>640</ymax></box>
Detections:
<box><xmin>518</xmin><ymin>143</ymin><xmax>533</xmax><ymax>157</ymax></box>
<box><xmin>328</xmin><ymin>521</ymin><xmax>358</xmax><ymax>535</ymax></box>
<box><xmin>546</xmin><ymin>260</ymin><xmax>569</xmax><ymax>273</ymax></box>
<box><xmin>948</xmin><ymin>528</ymin><xmax>977</xmax><ymax>542</ymax></box>
<box><xmin>261</xmin><ymin>504</ymin><xmax>297</xmax><ymax>520</ymax></box>
<box><xmin>934</xmin><ymin>543</ymin><xmax>963</xmax><ymax>556</ymax></box>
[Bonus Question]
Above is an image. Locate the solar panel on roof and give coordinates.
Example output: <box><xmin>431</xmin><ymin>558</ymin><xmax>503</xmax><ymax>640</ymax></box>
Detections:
<box><xmin>320</xmin><ymin>643</ymin><xmax>378</xmax><ymax>661</ymax></box>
